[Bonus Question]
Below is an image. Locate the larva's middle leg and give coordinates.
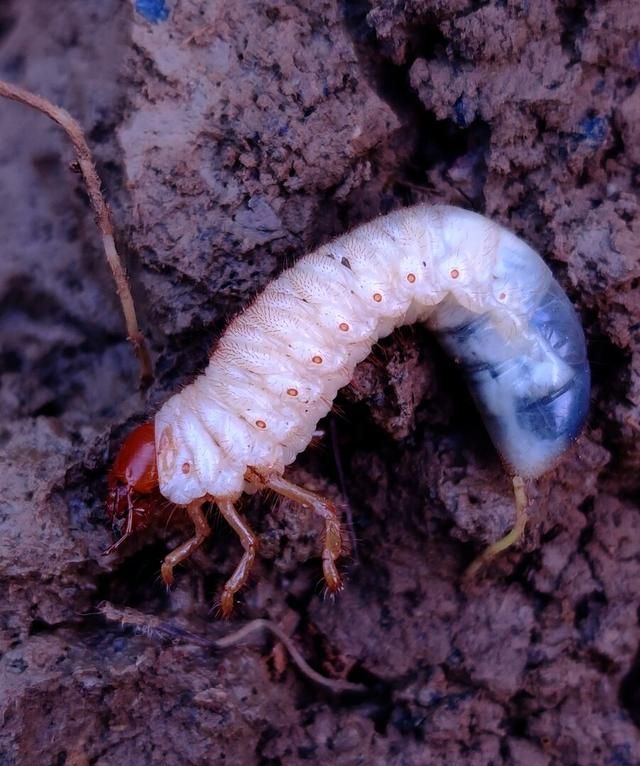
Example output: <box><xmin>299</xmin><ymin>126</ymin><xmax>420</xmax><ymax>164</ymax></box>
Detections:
<box><xmin>216</xmin><ymin>498</ymin><xmax>258</xmax><ymax>617</ymax></box>
<box><xmin>253</xmin><ymin>472</ymin><xmax>344</xmax><ymax>594</ymax></box>
<box><xmin>464</xmin><ymin>475</ymin><xmax>529</xmax><ymax>581</ymax></box>
<box><xmin>161</xmin><ymin>500</ymin><xmax>211</xmax><ymax>587</ymax></box>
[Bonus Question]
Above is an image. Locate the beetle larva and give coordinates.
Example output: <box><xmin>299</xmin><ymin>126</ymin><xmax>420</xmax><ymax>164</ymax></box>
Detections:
<box><xmin>108</xmin><ymin>204</ymin><xmax>590</xmax><ymax>614</ymax></box>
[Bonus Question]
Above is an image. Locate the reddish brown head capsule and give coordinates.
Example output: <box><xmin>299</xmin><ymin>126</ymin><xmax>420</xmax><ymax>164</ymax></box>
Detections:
<box><xmin>105</xmin><ymin>422</ymin><xmax>160</xmax><ymax>554</ymax></box>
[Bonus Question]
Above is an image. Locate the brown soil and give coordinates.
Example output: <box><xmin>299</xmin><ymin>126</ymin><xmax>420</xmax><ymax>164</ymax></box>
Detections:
<box><xmin>1</xmin><ymin>1</ymin><xmax>639</xmax><ymax>764</ymax></box>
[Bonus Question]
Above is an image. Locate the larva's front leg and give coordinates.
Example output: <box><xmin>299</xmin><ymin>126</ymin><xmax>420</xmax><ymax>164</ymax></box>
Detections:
<box><xmin>248</xmin><ymin>470</ymin><xmax>344</xmax><ymax>594</ymax></box>
<box><xmin>216</xmin><ymin>497</ymin><xmax>258</xmax><ymax>617</ymax></box>
<box><xmin>161</xmin><ymin>500</ymin><xmax>211</xmax><ymax>587</ymax></box>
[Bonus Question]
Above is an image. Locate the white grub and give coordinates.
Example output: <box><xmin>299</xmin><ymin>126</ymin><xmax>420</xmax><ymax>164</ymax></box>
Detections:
<box><xmin>155</xmin><ymin>204</ymin><xmax>590</xmax><ymax>505</ymax></box>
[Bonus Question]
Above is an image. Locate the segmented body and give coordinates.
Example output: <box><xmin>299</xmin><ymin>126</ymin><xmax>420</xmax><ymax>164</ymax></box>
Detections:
<box><xmin>155</xmin><ymin>204</ymin><xmax>590</xmax><ymax>505</ymax></box>
<box><xmin>0</xmin><ymin>76</ymin><xmax>590</xmax><ymax>613</ymax></box>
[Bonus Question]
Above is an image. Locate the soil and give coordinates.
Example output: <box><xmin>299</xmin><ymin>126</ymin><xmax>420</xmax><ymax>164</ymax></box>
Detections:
<box><xmin>1</xmin><ymin>1</ymin><xmax>639</xmax><ymax>764</ymax></box>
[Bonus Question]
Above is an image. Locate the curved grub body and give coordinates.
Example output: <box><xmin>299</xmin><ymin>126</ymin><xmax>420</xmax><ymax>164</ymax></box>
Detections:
<box><xmin>155</xmin><ymin>204</ymin><xmax>590</xmax><ymax>505</ymax></box>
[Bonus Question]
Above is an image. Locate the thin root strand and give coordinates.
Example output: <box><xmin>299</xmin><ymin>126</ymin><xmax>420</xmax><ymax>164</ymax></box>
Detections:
<box><xmin>464</xmin><ymin>475</ymin><xmax>529</xmax><ymax>581</ymax></box>
<box><xmin>0</xmin><ymin>78</ymin><xmax>153</xmax><ymax>387</ymax></box>
<box><xmin>98</xmin><ymin>602</ymin><xmax>365</xmax><ymax>695</ymax></box>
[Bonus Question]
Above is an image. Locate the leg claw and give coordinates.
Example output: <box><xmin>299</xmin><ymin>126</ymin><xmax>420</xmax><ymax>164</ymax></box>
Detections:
<box><xmin>161</xmin><ymin>562</ymin><xmax>174</xmax><ymax>588</ymax></box>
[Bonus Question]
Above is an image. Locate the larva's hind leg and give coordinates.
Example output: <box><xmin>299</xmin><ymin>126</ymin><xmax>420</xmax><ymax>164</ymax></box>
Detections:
<box><xmin>464</xmin><ymin>475</ymin><xmax>528</xmax><ymax>580</ymax></box>
<box><xmin>254</xmin><ymin>472</ymin><xmax>344</xmax><ymax>594</ymax></box>
<box><xmin>161</xmin><ymin>500</ymin><xmax>211</xmax><ymax>587</ymax></box>
<box><xmin>216</xmin><ymin>498</ymin><xmax>258</xmax><ymax>618</ymax></box>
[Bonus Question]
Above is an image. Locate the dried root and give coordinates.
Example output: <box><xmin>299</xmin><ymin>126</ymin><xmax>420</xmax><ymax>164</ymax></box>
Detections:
<box><xmin>0</xmin><ymin>79</ymin><xmax>153</xmax><ymax>386</ymax></box>
<box><xmin>98</xmin><ymin>601</ymin><xmax>365</xmax><ymax>695</ymax></box>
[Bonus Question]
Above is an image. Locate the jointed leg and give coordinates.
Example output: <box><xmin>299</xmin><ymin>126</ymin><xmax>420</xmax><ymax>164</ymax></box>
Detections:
<box><xmin>216</xmin><ymin>497</ymin><xmax>258</xmax><ymax>617</ymax></box>
<box><xmin>161</xmin><ymin>500</ymin><xmax>211</xmax><ymax>587</ymax></box>
<box><xmin>464</xmin><ymin>475</ymin><xmax>528</xmax><ymax>580</ymax></box>
<box><xmin>252</xmin><ymin>471</ymin><xmax>344</xmax><ymax>594</ymax></box>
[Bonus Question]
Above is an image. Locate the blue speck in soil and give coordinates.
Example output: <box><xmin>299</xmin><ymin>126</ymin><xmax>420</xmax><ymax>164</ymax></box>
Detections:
<box><xmin>453</xmin><ymin>96</ymin><xmax>469</xmax><ymax>128</ymax></box>
<box><xmin>135</xmin><ymin>0</ymin><xmax>170</xmax><ymax>23</ymax></box>
<box><xmin>578</xmin><ymin>114</ymin><xmax>608</xmax><ymax>145</ymax></box>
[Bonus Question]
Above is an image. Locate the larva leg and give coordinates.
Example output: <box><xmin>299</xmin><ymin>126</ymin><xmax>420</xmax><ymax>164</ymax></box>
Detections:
<box><xmin>464</xmin><ymin>475</ymin><xmax>528</xmax><ymax>580</ymax></box>
<box><xmin>216</xmin><ymin>498</ymin><xmax>258</xmax><ymax>617</ymax></box>
<box><xmin>254</xmin><ymin>472</ymin><xmax>344</xmax><ymax>594</ymax></box>
<box><xmin>161</xmin><ymin>500</ymin><xmax>211</xmax><ymax>587</ymax></box>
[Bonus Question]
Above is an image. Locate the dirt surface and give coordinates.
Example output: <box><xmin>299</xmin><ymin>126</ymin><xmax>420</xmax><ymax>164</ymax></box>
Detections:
<box><xmin>1</xmin><ymin>1</ymin><xmax>639</xmax><ymax>764</ymax></box>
